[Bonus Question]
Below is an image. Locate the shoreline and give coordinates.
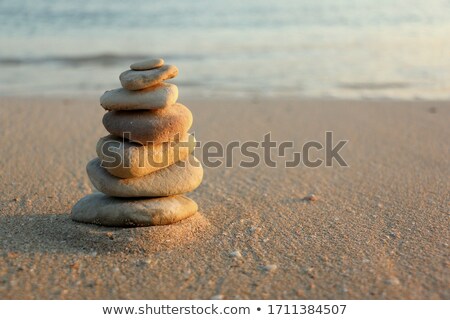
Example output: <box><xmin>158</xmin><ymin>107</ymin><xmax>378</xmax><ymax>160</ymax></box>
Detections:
<box><xmin>2</xmin><ymin>93</ymin><xmax>450</xmax><ymax>103</ymax></box>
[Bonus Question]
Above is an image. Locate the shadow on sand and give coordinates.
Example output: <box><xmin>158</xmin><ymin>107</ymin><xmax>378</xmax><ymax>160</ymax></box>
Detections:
<box><xmin>0</xmin><ymin>212</ymin><xmax>210</xmax><ymax>256</ymax></box>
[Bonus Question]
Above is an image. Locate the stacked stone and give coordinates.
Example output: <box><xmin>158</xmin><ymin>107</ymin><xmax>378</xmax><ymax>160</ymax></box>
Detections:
<box><xmin>72</xmin><ymin>58</ymin><xmax>203</xmax><ymax>227</ymax></box>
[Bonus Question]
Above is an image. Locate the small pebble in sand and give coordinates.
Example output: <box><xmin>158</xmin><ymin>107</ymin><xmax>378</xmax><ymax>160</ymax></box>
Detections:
<box><xmin>261</xmin><ymin>264</ymin><xmax>277</xmax><ymax>272</ymax></box>
<box><xmin>377</xmin><ymin>203</ymin><xmax>384</xmax><ymax>208</ymax></box>
<box><xmin>389</xmin><ymin>232</ymin><xmax>397</xmax><ymax>239</ymax></box>
<box><xmin>106</xmin><ymin>232</ymin><xmax>114</xmax><ymax>240</ymax></box>
<box><xmin>305</xmin><ymin>267</ymin><xmax>316</xmax><ymax>279</ymax></box>
<box><xmin>211</xmin><ymin>294</ymin><xmax>224</xmax><ymax>300</ymax></box>
<box><xmin>385</xmin><ymin>277</ymin><xmax>401</xmax><ymax>286</ymax></box>
<box><xmin>249</xmin><ymin>226</ymin><xmax>260</xmax><ymax>233</ymax></box>
<box><xmin>229</xmin><ymin>250</ymin><xmax>242</xmax><ymax>258</ymax></box>
<box><xmin>304</xmin><ymin>193</ymin><xmax>318</xmax><ymax>201</ymax></box>
<box><xmin>136</xmin><ymin>259</ymin><xmax>152</xmax><ymax>267</ymax></box>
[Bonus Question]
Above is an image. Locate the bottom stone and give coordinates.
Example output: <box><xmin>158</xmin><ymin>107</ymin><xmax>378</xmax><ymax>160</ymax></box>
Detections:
<box><xmin>71</xmin><ymin>193</ymin><xmax>198</xmax><ymax>227</ymax></box>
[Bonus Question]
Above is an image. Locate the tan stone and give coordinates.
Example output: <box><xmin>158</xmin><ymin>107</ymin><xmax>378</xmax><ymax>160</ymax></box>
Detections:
<box><xmin>87</xmin><ymin>155</ymin><xmax>203</xmax><ymax>197</ymax></box>
<box><xmin>96</xmin><ymin>133</ymin><xmax>196</xmax><ymax>178</ymax></box>
<box><xmin>130</xmin><ymin>58</ymin><xmax>164</xmax><ymax>71</ymax></box>
<box><xmin>102</xmin><ymin>103</ymin><xmax>192</xmax><ymax>144</ymax></box>
<box><xmin>100</xmin><ymin>83</ymin><xmax>178</xmax><ymax>111</ymax></box>
<box><xmin>120</xmin><ymin>65</ymin><xmax>178</xmax><ymax>91</ymax></box>
<box><xmin>71</xmin><ymin>193</ymin><xmax>198</xmax><ymax>227</ymax></box>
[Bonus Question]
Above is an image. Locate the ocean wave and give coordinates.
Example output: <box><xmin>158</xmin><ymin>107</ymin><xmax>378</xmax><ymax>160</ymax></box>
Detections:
<box><xmin>338</xmin><ymin>82</ymin><xmax>411</xmax><ymax>90</ymax></box>
<box><xmin>0</xmin><ymin>53</ymin><xmax>204</xmax><ymax>66</ymax></box>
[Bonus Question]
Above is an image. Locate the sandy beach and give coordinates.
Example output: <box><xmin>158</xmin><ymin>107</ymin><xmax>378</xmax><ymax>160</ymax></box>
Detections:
<box><xmin>0</xmin><ymin>96</ymin><xmax>448</xmax><ymax>299</ymax></box>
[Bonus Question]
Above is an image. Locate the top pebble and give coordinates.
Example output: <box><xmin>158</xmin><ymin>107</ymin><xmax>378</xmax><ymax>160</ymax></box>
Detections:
<box><xmin>130</xmin><ymin>58</ymin><xmax>164</xmax><ymax>71</ymax></box>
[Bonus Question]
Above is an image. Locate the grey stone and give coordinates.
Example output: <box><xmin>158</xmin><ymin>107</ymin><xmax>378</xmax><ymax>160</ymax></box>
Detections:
<box><xmin>130</xmin><ymin>58</ymin><xmax>164</xmax><ymax>71</ymax></box>
<box><xmin>120</xmin><ymin>65</ymin><xmax>178</xmax><ymax>90</ymax></box>
<box><xmin>71</xmin><ymin>193</ymin><xmax>198</xmax><ymax>227</ymax></box>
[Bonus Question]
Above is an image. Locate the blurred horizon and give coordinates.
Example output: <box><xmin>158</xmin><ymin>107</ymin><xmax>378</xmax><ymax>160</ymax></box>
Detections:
<box><xmin>1</xmin><ymin>0</ymin><xmax>449</xmax><ymax>99</ymax></box>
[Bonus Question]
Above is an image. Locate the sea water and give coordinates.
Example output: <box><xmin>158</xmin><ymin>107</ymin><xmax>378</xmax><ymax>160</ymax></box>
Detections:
<box><xmin>0</xmin><ymin>0</ymin><xmax>449</xmax><ymax>99</ymax></box>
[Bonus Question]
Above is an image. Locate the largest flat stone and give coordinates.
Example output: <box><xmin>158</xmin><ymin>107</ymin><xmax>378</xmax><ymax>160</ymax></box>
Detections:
<box><xmin>120</xmin><ymin>65</ymin><xmax>178</xmax><ymax>91</ymax></box>
<box><xmin>102</xmin><ymin>103</ymin><xmax>193</xmax><ymax>144</ymax></box>
<box><xmin>71</xmin><ymin>193</ymin><xmax>198</xmax><ymax>227</ymax></box>
<box><xmin>87</xmin><ymin>155</ymin><xmax>203</xmax><ymax>197</ymax></box>
<box><xmin>100</xmin><ymin>83</ymin><xmax>178</xmax><ymax>111</ymax></box>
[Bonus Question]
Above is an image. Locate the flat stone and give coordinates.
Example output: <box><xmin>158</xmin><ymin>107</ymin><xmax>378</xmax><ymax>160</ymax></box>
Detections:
<box><xmin>96</xmin><ymin>133</ymin><xmax>196</xmax><ymax>178</ymax></box>
<box><xmin>71</xmin><ymin>193</ymin><xmax>198</xmax><ymax>227</ymax></box>
<box><xmin>100</xmin><ymin>83</ymin><xmax>178</xmax><ymax>111</ymax></box>
<box><xmin>87</xmin><ymin>155</ymin><xmax>203</xmax><ymax>197</ymax></box>
<box><xmin>130</xmin><ymin>58</ymin><xmax>164</xmax><ymax>71</ymax></box>
<box><xmin>120</xmin><ymin>65</ymin><xmax>178</xmax><ymax>91</ymax></box>
<box><xmin>102</xmin><ymin>103</ymin><xmax>192</xmax><ymax>144</ymax></box>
